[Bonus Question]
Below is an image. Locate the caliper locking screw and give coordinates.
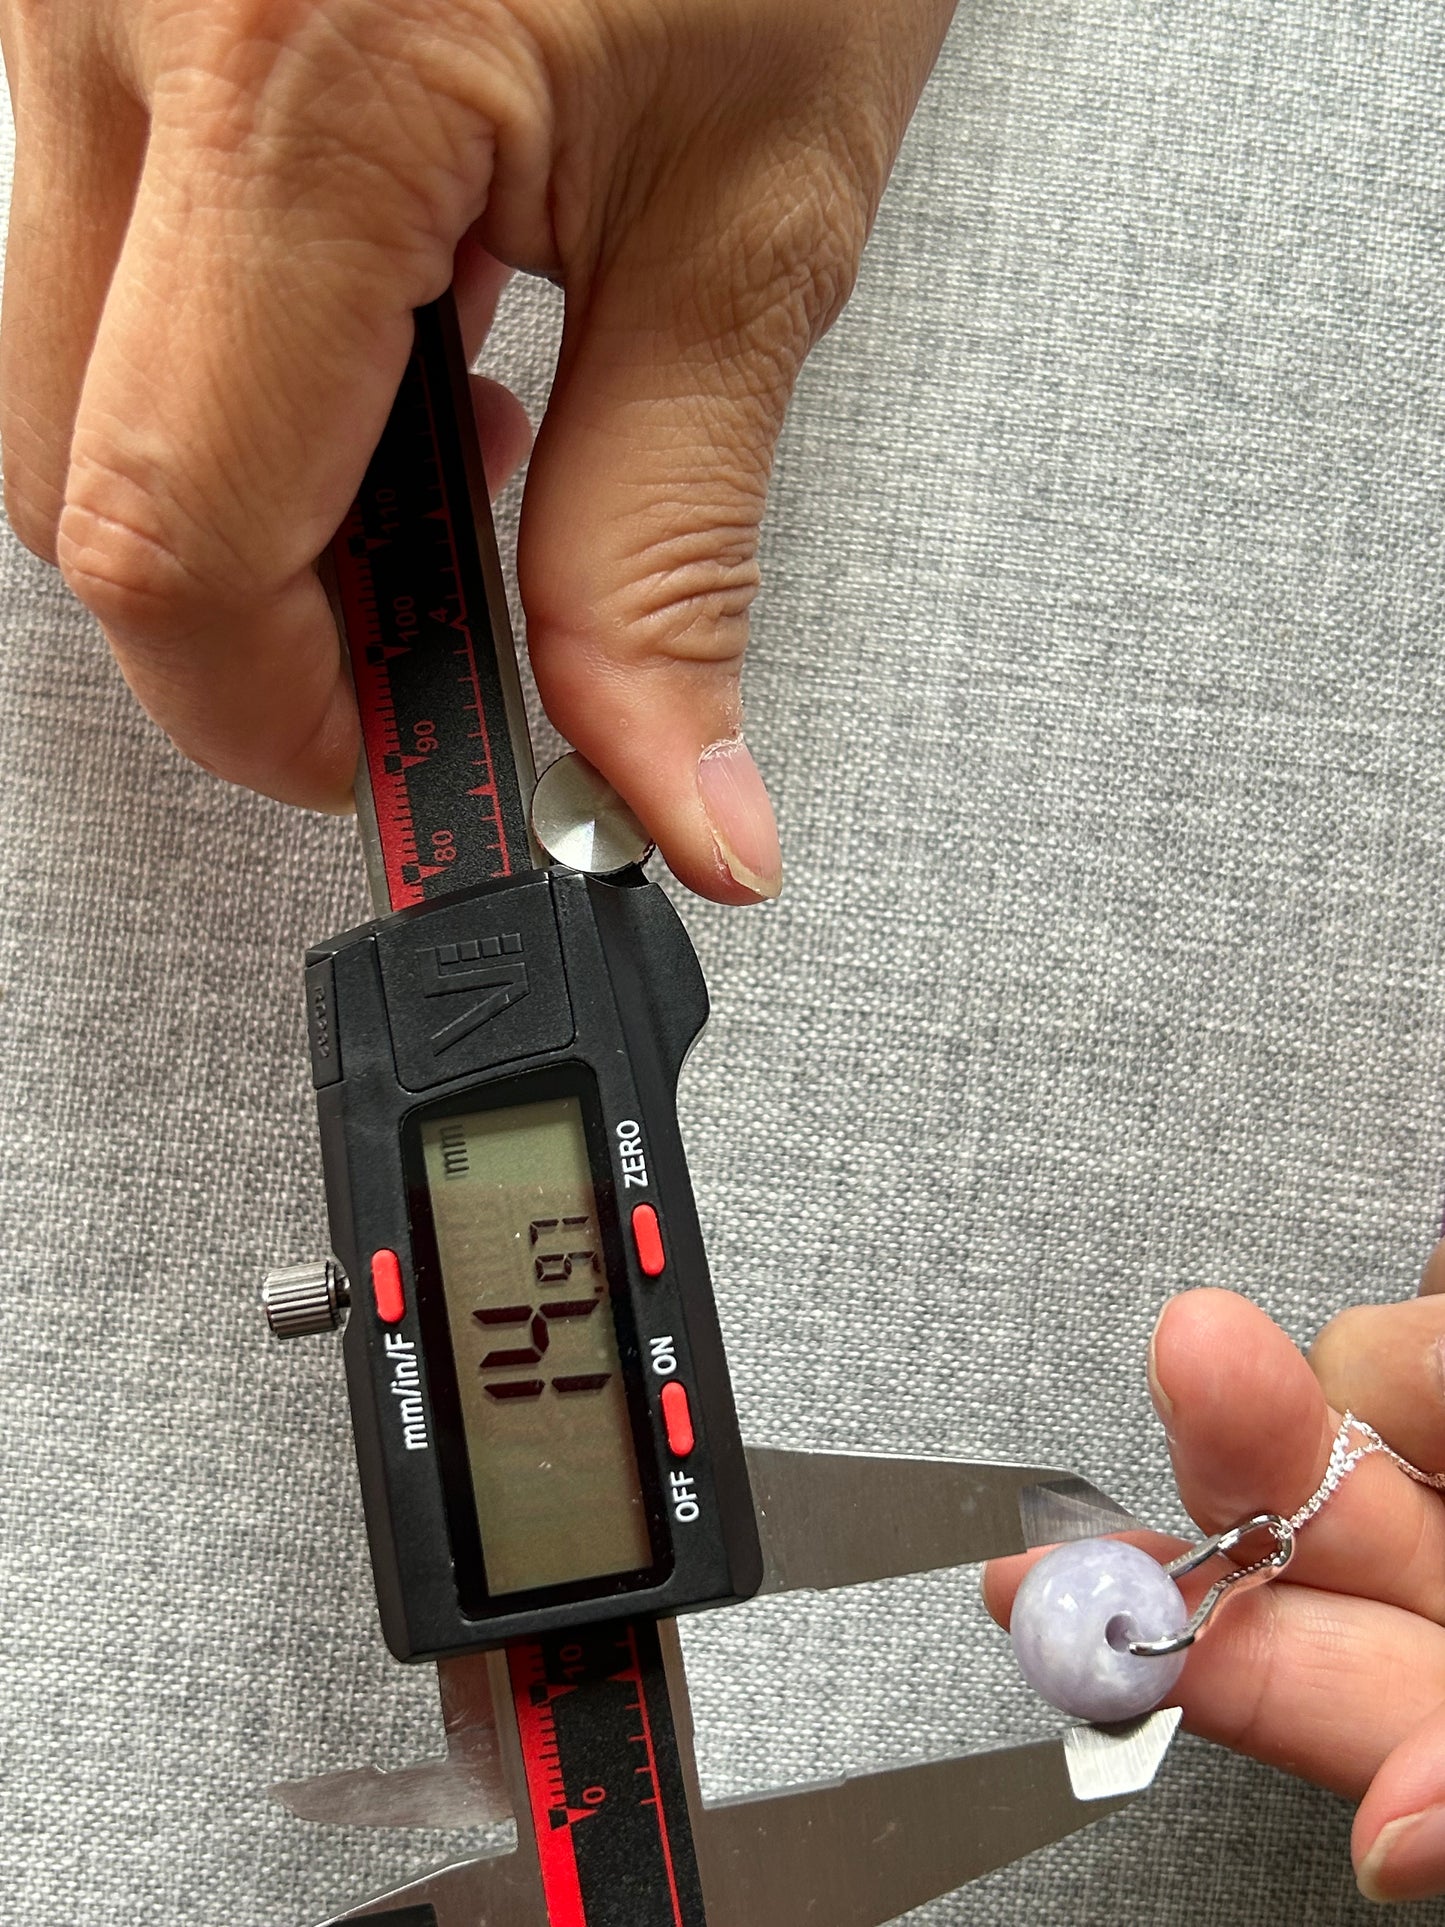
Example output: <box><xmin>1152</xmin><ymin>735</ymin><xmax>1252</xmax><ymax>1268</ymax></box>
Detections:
<box><xmin>260</xmin><ymin>1259</ymin><xmax>351</xmax><ymax>1340</ymax></box>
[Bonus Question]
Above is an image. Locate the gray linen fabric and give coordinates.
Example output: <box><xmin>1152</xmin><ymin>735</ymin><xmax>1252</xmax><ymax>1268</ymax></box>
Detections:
<box><xmin>4</xmin><ymin>2</ymin><xmax>1445</xmax><ymax>1921</ymax></box>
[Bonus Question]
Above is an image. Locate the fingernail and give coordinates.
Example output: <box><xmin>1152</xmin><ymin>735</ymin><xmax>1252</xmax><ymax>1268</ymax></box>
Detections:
<box><xmin>1147</xmin><ymin>1305</ymin><xmax>1175</xmax><ymax>1425</ymax></box>
<box><xmin>697</xmin><ymin>739</ymin><xmax>782</xmax><ymax>900</ymax></box>
<box><xmin>1358</xmin><ymin>1806</ymin><xmax>1445</xmax><ymax>1903</ymax></box>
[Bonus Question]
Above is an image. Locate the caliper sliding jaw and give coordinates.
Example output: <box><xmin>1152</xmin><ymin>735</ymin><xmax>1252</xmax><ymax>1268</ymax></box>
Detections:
<box><xmin>282</xmin><ymin>1449</ymin><xmax>1180</xmax><ymax>1926</ymax></box>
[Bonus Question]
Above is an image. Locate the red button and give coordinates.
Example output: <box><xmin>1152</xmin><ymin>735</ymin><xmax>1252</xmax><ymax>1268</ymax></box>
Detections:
<box><xmin>371</xmin><ymin>1248</ymin><xmax>405</xmax><ymax>1324</ymax></box>
<box><xmin>631</xmin><ymin>1204</ymin><xmax>665</xmax><ymax>1277</ymax></box>
<box><xmin>660</xmin><ymin>1382</ymin><xmax>695</xmax><ymax>1458</ymax></box>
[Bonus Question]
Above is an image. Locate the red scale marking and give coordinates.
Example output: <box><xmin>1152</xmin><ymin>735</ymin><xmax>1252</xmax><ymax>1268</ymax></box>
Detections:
<box><xmin>331</xmin><ymin>337</ymin><xmax>516</xmax><ymax>908</ymax></box>
<box><xmin>509</xmin><ymin>1629</ymin><xmax>689</xmax><ymax>1927</ymax></box>
<box><xmin>624</xmin><ymin>1630</ymin><xmax>688</xmax><ymax>1923</ymax></box>
<box><xmin>510</xmin><ymin>1644</ymin><xmax>587</xmax><ymax>1927</ymax></box>
<box><xmin>415</xmin><ymin>344</ymin><xmax>512</xmax><ymax>885</ymax></box>
<box><xmin>332</xmin><ymin>509</ymin><xmax>424</xmax><ymax>912</ymax></box>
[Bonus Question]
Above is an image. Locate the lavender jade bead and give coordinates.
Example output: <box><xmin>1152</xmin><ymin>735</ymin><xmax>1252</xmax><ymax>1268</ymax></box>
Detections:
<box><xmin>1009</xmin><ymin>1538</ymin><xmax>1188</xmax><ymax>1723</ymax></box>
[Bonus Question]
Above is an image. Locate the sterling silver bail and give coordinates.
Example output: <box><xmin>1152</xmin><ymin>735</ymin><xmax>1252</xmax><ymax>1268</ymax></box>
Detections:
<box><xmin>1127</xmin><ymin>1514</ymin><xmax>1294</xmax><ymax>1658</ymax></box>
<box><xmin>1130</xmin><ymin>1410</ymin><xmax>1445</xmax><ymax>1660</ymax></box>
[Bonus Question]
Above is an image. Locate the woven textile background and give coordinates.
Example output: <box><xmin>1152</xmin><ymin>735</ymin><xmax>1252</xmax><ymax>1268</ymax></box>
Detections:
<box><xmin>4</xmin><ymin>2</ymin><xmax>1445</xmax><ymax>1922</ymax></box>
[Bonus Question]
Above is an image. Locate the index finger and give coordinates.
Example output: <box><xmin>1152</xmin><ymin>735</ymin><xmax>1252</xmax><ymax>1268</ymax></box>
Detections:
<box><xmin>53</xmin><ymin>32</ymin><xmax>517</xmax><ymax>808</ymax></box>
<box><xmin>1152</xmin><ymin>1288</ymin><xmax>1445</xmax><ymax>1627</ymax></box>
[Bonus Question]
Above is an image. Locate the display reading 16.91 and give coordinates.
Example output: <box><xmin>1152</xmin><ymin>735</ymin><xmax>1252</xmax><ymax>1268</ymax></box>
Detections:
<box><xmin>420</xmin><ymin>1096</ymin><xmax>651</xmax><ymax>1597</ymax></box>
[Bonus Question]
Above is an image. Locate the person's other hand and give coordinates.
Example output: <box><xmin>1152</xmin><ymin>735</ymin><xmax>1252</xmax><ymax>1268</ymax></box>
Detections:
<box><xmin>984</xmin><ymin>1276</ymin><xmax>1445</xmax><ymax>1905</ymax></box>
<box><xmin>0</xmin><ymin>0</ymin><xmax>955</xmax><ymax>900</ymax></box>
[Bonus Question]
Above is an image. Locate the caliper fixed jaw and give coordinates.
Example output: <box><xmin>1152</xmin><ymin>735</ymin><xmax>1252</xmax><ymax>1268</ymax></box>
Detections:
<box><xmin>291</xmin><ymin>1446</ymin><xmax>1180</xmax><ymax>1927</ymax></box>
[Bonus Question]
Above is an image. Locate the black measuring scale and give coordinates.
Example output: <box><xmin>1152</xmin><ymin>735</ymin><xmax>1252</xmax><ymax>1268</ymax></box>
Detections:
<box><xmin>269</xmin><ymin>293</ymin><xmax>758</xmax><ymax>1925</ymax></box>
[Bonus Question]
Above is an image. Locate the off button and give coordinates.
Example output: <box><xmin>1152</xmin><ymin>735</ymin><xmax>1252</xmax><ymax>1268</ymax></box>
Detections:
<box><xmin>660</xmin><ymin>1382</ymin><xmax>695</xmax><ymax>1458</ymax></box>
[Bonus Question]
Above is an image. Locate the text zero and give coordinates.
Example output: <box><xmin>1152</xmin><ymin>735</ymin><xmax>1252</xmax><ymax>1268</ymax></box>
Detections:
<box><xmin>616</xmin><ymin>1119</ymin><xmax>650</xmax><ymax>1190</ymax></box>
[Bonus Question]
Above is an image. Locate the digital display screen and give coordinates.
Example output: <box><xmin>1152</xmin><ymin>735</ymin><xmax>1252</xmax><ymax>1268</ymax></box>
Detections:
<box><xmin>420</xmin><ymin>1096</ymin><xmax>650</xmax><ymax>1596</ymax></box>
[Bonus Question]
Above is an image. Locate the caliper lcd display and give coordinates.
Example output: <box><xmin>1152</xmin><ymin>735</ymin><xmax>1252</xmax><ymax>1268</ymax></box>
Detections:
<box><xmin>419</xmin><ymin>1095</ymin><xmax>651</xmax><ymax>1596</ymax></box>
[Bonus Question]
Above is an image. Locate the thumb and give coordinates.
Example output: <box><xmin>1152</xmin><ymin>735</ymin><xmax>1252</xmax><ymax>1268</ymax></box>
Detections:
<box><xmin>1355</xmin><ymin>1705</ymin><xmax>1445</xmax><ymax>1903</ymax></box>
<box><xmin>1308</xmin><ymin>1294</ymin><xmax>1445</xmax><ymax>1472</ymax></box>
<box><xmin>517</xmin><ymin>244</ymin><xmax>823</xmax><ymax>904</ymax></box>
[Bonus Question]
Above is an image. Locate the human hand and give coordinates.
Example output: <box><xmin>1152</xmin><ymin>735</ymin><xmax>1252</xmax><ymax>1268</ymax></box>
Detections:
<box><xmin>984</xmin><ymin>1278</ymin><xmax>1445</xmax><ymax>1905</ymax></box>
<box><xmin>0</xmin><ymin>0</ymin><xmax>955</xmax><ymax>901</ymax></box>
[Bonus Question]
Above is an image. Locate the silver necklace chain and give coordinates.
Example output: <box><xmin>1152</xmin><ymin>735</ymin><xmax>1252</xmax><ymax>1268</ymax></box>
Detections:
<box><xmin>1288</xmin><ymin>1410</ymin><xmax>1445</xmax><ymax>1530</ymax></box>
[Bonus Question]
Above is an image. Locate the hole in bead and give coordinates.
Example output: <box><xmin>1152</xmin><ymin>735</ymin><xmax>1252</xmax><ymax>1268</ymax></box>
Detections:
<box><xmin>1105</xmin><ymin>1613</ymin><xmax>1139</xmax><ymax>1653</ymax></box>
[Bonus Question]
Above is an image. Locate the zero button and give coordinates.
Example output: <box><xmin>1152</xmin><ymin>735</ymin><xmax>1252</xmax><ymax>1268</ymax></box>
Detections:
<box><xmin>631</xmin><ymin>1203</ymin><xmax>665</xmax><ymax>1277</ymax></box>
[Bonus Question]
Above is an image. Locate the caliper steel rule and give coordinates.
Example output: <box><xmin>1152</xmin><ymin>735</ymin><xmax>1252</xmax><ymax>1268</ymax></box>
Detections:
<box><xmin>271</xmin><ymin>291</ymin><xmax>1182</xmax><ymax>1927</ymax></box>
<box><xmin>320</xmin><ymin>293</ymin><xmax>747</xmax><ymax>1925</ymax></box>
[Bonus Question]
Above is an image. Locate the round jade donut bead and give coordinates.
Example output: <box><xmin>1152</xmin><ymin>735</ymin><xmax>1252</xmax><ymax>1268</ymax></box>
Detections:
<box><xmin>1009</xmin><ymin>1538</ymin><xmax>1188</xmax><ymax>1723</ymax></box>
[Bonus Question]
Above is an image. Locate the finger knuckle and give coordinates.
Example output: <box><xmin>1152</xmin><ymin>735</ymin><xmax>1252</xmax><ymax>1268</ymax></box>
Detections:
<box><xmin>690</xmin><ymin>153</ymin><xmax>869</xmax><ymax>370</ymax></box>
<box><xmin>56</xmin><ymin>460</ymin><xmax>222</xmax><ymax>643</ymax></box>
<box><xmin>763</xmin><ymin>155</ymin><xmax>870</xmax><ymax>339</ymax></box>
<box><xmin>175</xmin><ymin>0</ymin><xmax>550</xmax><ymax>274</ymax></box>
<box><xmin>531</xmin><ymin>503</ymin><xmax>761</xmax><ymax>677</ymax></box>
<box><xmin>618</xmin><ymin>528</ymin><xmax>761</xmax><ymax>662</ymax></box>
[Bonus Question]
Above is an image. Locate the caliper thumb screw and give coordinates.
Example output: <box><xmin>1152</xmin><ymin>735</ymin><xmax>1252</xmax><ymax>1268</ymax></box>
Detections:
<box><xmin>260</xmin><ymin>1259</ymin><xmax>350</xmax><ymax>1339</ymax></box>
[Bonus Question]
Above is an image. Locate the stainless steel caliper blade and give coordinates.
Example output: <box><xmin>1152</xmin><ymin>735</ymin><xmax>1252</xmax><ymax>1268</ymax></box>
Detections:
<box><xmin>284</xmin><ymin>1449</ymin><xmax>1140</xmax><ymax>1836</ymax></box>
<box><xmin>301</xmin><ymin>1451</ymin><xmax>1166</xmax><ymax>1923</ymax></box>
<box><xmin>274</xmin><ymin>1654</ymin><xmax>512</xmax><ymax>1830</ymax></box>
<box><xmin>318</xmin><ymin>1849</ymin><xmax>546</xmax><ymax>1926</ymax></box>
<box><xmin>281</xmin><ymin>1449</ymin><xmax>1127</xmax><ymax>1828</ymax></box>
<box><xmin>314</xmin><ymin>1713</ymin><xmax>1182</xmax><ymax>1927</ymax></box>
<box><xmin>312</xmin><ymin>1648</ymin><xmax>545</xmax><ymax>1927</ymax></box>
<box><xmin>692</xmin><ymin>1708</ymin><xmax>1181</xmax><ymax>1927</ymax></box>
<box><xmin>746</xmin><ymin>1446</ymin><xmax>1141</xmax><ymax>1596</ymax></box>
<box><xmin>309</xmin><ymin>1592</ymin><xmax>1180</xmax><ymax>1927</ymax></box>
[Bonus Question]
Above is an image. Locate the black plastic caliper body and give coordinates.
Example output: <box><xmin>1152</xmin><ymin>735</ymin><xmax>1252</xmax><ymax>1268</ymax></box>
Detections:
<box><xmin>306</xmin><ymin>862</ymin><xmax>761</xmax><ymax>1658</ymax></box>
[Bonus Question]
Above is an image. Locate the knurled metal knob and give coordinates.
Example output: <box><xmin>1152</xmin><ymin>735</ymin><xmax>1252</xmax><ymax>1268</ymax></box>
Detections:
<box><xmin>260</xmin><ymin>1259</ymin><xmax>350</xmax><ymax>1339</ymax></box>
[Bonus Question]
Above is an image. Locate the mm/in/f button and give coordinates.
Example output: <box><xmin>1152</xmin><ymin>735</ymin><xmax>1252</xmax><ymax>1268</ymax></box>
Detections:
<box><xmin>371</xmin><ymin>1249</ymin><xmax>406</xmax><ymax>1324</ymax></box>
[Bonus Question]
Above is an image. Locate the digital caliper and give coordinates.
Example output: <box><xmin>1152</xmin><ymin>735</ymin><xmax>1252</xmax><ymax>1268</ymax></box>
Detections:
<box><xmin>263</xmin><ymin>291</ymin><xmax>1181</xmax><ymax>1927</ymax></box>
